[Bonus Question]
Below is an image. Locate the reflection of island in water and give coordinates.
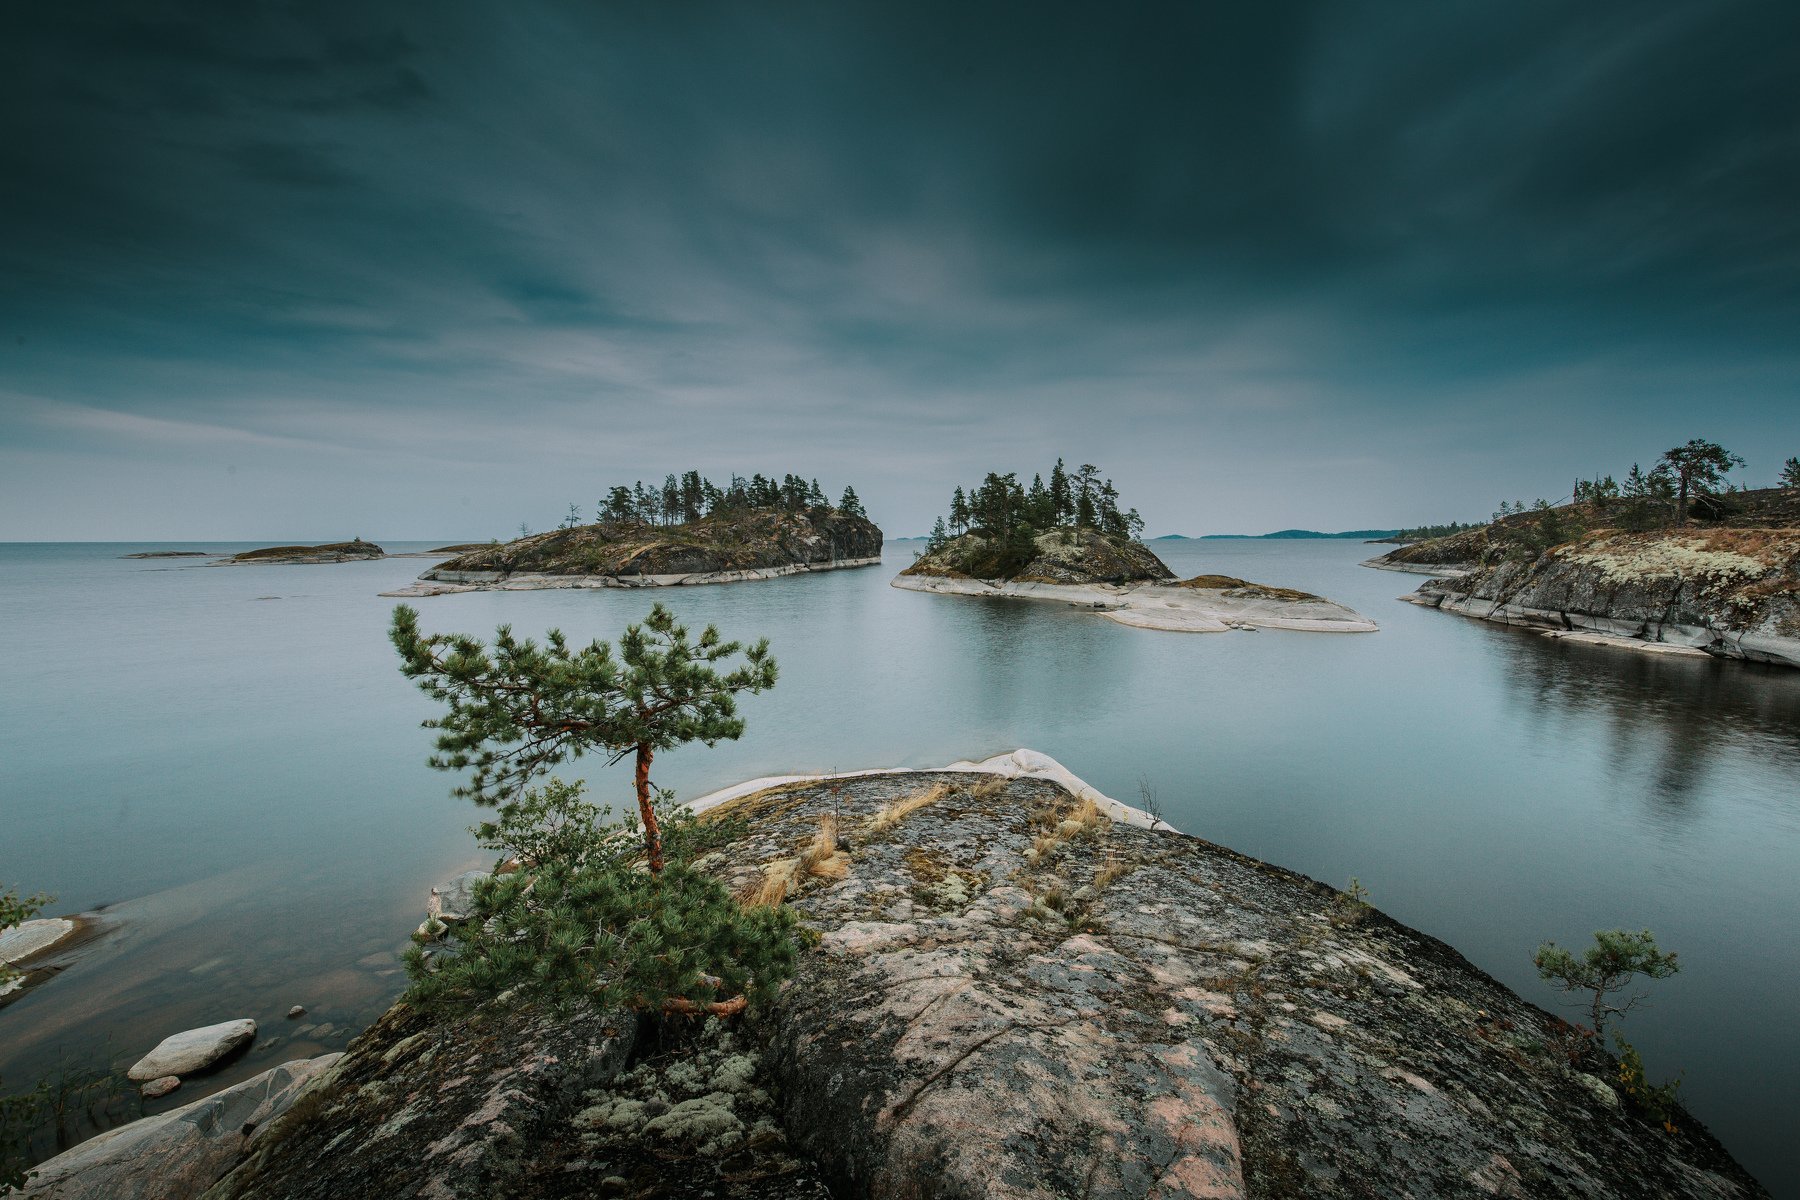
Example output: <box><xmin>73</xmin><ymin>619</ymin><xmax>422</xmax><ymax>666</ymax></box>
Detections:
<box><xmin>1496</xmin><ymin>628</ymin><xmax>1800</xmax><ymax>812</ymax></box>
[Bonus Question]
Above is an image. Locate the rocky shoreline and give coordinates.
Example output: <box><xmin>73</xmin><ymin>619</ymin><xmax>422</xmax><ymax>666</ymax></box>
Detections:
<box><xmin>21</xmin><ymin>751</ymin><xmax>1766</xmax><ymax>1198</ymax></box>
<box><xmin>1374</xmin><ymin>528</ymin><xmax>1800</xmax><ymax>669</ymax></box>
<box><xmin>386</xmin><ymin>508</ymin><xmax>883</xmax><ymax>597</ymax></box>
<box><xmin>893</xmin><ymin>574</ymin><xmax>1378</xmax><ymax>633</ymax></box>
<box><xmin>382</xmin><ymin>554</ymin><xmax>883</xmax><ymax>598</ymax></box>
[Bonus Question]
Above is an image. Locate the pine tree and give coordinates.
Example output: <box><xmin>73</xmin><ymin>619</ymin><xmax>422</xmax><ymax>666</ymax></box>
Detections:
<box><xmin>949</xmin><ymin>487</ymin><xmax>969</xmax><ymax>535</ymax></box>
<box><xmin>1049</xmin><ymin>458</ymin><xmax>1071</xmax><ymax>523</ymax></box>
<box><xmin>1658</xmin><ymin>439</ymin><xmax>1744</xmax><ymax>524</ymax></box>
<box><xmin>390</xmin><ymin>603</ymin><xmax>776</xmax><ymax>874</ymax></box>
<box><xmin>1781</xmin><ymin>457</ymin><xmax>1800</xmax><ymax>488</ymax></box>
<box><xmin>839</xmin><ymin>485</ymin><xmax>865</xmax><ymax>517</ymax></box>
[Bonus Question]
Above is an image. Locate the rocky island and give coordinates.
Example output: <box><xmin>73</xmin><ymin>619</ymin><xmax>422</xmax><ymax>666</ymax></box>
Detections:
<box><xmin>220</xmin><ymin>539</ymin><xmax>385</xmax><ymax>566</ymax></box>
<box><xmin>1365</xmin><ymin>458</ymin><xmax>1800</xmax><ymax>667</ymax></box>
<box><xmin>384</xmin><ymin>472</ymin><xmax>881</xmax><ymax>597</ymax></box>
<box><xmin>895</xmin><ymin>462</ymin><xmax>1376</xmax><ymax>632</ymax></box>
<box><xmin>26</xmin><ymin>751</ymin><xmax>1766</xmax><ymax>1198</ymax></box>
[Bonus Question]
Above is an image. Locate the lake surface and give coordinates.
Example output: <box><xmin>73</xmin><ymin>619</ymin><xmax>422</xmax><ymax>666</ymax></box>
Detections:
<box><xmin>2</xmin><ymin>538</ymin><xmax>1797</xmax><ymax>1191</ymax></box>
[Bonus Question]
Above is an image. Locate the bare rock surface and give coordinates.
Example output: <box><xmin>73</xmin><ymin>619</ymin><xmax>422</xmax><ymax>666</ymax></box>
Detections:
<box><xmin>187</xmin><ymin>761</ymin><xmax>1765</xmax><ymax>1199</ymax></box>
<box><xmin>705</xmin><ymin>769</ymin><xmax>1764</xmax><ymax>1198</ymax></box>
<box><xmin>0</xmin><ymin>918</ymin><xmax>75</xmax><ymax>965</ymax></box>
<box><xmin>893</xmin><ymin>573</ymin><xmax>1377</xmax><ymax>633</ymax></box>
<box><xmin>19</xmin><ymin>1054</ymin><xmax>339</xmax><ymax>1200</ymax></box>
<box><xmin>127</xmin><ymin>1019</ymin><xmax>258</xmax><ymax>1081</ymax></box>
<box><xmin>202</xmin><ymin>993</ymin><xmax>832</xmax><ymax>1199</ymax></box>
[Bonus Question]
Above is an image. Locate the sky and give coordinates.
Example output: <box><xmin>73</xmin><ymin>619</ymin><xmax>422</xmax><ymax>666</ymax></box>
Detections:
<box><xmin>2</xmin><ymin>2</ymin><xmax>1797</xmax><ymax>540</ymax></box>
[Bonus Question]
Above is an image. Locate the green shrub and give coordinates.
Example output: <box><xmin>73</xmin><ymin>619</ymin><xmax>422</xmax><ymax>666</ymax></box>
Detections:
<box><xmin>411</xmin><ymin>780</ymin><xmax>796</xmax><ymax>1017</ymax></box>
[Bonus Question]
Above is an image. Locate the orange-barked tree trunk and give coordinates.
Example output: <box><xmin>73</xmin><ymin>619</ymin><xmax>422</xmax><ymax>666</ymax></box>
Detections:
<box><xmin>635</xmin><ymin>741</ymin><xmax>663</xmax><ymax>873</ymax></box>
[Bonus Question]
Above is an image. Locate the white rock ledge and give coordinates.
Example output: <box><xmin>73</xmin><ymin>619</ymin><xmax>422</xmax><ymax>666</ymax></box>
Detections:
<box><xmin>0</xmin><ymin>917</ymin><xmax>76</xmax><ymax>966</ymax></box>
<box><xmin>685</xmin><ymin>748</ymin><xmax>1176</xmax><ymax>833</ymax></box>
<box><xmin>1357</xmin><ymin>556</ymin><xmax>1473</xmax><ymax>576</ymax></box>
<box><xmin>891</xmin><ymin>574</ymin><xmax>1378</xmax><ymax>633</ymax></box>
<box><xmin>381</xmin><ymin>555</ymin><xmax>883</xmax><ymax>598</ymax></box>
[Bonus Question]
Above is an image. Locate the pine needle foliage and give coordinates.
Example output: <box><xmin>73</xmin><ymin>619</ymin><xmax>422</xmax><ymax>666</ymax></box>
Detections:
<box><xmin>390</xmin><ymin>602</ymin><xmax>777</xmax><ymax>872</ymax></box>
<box><xmin>1533</xmin><ymin>928</ymin><xmax>1679</xmax><ymax>1035</ymax></box>
<box><xmin>405</xmin><ymin>856</ymin><xmax>797</xmax><ymax>1017</ymax></box>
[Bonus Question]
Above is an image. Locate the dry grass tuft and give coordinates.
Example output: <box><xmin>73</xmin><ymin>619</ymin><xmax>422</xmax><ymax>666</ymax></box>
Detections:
<box><xmin>1027</xmin><ymin>794</ymin><xmax>1112</xmax><ymax>865</ymax></box>
<box><xmin>967</xmin><ymin>775</ymin><xmax>1008</xmax><ymax>801</ymax></box>
<box><xmin>743</xmin><ymin>858</ymin><xmax>798</xmax><ymax>908</ymax></box>
<box><xmin>798</xmin><ymin>815</ymin><xmax>850</xmax><ymax>881</ymax></box>
<box><xmin>1093</xmin><ymin>856</ymin><xmax>1132</xmax><ymax>891</ymax></box>
<box><xmin>868</xmin><ymin>782</ymin><xmax>949</xmax><ymax>833</ymax></box>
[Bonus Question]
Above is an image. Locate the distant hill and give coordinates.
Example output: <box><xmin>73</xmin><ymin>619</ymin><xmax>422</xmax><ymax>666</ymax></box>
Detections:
<box><xmin>1157</xmin><ymin>529</ymin><xmax>1401</xmax><ymax>541</ymax></box>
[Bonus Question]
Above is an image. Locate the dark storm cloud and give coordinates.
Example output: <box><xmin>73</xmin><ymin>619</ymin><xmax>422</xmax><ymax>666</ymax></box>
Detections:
<box><xmin>1</xmin><ymin>1</ymin><xmax>1796</xmax><ymax>538</ymax></box>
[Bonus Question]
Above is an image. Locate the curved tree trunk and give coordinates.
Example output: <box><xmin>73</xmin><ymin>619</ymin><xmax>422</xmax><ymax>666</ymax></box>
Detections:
<box><xmin>635</xmin><ymin>742</ymin><xmax>663</xmax><ymax>874</ymax></box>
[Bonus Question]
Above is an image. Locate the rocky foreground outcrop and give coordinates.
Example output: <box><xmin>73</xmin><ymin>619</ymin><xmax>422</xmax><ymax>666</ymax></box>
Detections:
<box><xmin>194</xmin><ymin>759</ymin><xmax>1760</xmax><ymax>1198</ymax></box>
<box><xmin>898</xmin><ymin>532</ymin><xmax>1376</xmax><ymax>633</ymax></box>
<box><xmin>385</xmin><ymin>508</ymin><xmax>883</xmax><ymax>596</ymax></box>
<box><xmin>1392</xmin><ymin>528</ymin><xmax>1800</xmax><ymax>668</ymax></box>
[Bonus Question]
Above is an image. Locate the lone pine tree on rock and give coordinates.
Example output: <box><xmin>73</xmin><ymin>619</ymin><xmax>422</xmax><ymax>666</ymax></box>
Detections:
<box><xmin>390</xmin><ymin>602</ymin><xmax>776</xmax><ymax>872</ymax></box>
<box><xmin>390</xmin><ymin>606</ymin><xmax>790</xmax><ymax>1018</ymax></box>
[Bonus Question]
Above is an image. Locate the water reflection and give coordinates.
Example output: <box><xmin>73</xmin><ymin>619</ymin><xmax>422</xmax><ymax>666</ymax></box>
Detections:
<box><xmin>1495</xmin><ymin>627</ymin><xmax>1800</xmax><ymax>817</ymax></box>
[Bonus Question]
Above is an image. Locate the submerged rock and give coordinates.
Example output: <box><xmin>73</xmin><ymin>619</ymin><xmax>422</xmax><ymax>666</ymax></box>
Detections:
<box><xmin>126</xmin><ymin>1019</ymin><xmax>257</xmax><ymax>1081</ymax></box>
<box><xmin>19</xmin><ymin>1054</ymin><xmax>339</xmax><ymax>1200</ymax></box>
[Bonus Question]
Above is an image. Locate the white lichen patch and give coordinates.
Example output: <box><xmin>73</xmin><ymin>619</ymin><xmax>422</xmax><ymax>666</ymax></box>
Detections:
<box><xmin>1562</xmin><ymin>536</ymin><xmax>1769</xmax><ymax>584</ymax></box>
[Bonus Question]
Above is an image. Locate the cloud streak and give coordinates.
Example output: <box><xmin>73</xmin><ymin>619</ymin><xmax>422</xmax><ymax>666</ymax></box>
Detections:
<box><xmin>2</xmin><ymin>1</ymin><xmax>1797</xmax><ymax>538</ymax></box>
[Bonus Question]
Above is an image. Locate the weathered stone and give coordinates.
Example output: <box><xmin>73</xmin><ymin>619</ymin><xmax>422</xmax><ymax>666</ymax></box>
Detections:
<box><xmin>140</xmin><ymin>1076</ymin><xmax>182</xmax><ymax>1099</ymax></box>
<box><xmin>20</xmin><ymin>1054</ymin><xmax>339</xmax><ymax>1200</ymax></box>
<box><xmin>0</xmin><ymin>917</ymin><xmax>75</xmax><ymax>965</ymax></box>
<box><xmin>127</xmin><ymin>1019</ymin><xmax>257</xmax><ymax>1081</ymax></box>
<box><xmin>286</xmin><ymin>1006</ymin><xmax>305</xmax><ymax>1019</ymax></box>
<box><xmin>426</xmin><ymin>870</ymin><xmax>488</xmax><ymax>923</ymax></box>
<box><xmin>712</xmin><ymin>769</ymin><xmax>1768</xmax><ymax>1199</ymax></box>
<box><xmin>203</xmin><ymin>998</ymin><xmax>642</xmax><ymax>1199</ymax></box>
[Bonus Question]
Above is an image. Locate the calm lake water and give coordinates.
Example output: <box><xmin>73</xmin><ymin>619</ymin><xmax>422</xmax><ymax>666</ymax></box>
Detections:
<box><xmin>2</xmin><ymin>538</ymin><xmax>1797</xmax><ymax>1191</ymax></box>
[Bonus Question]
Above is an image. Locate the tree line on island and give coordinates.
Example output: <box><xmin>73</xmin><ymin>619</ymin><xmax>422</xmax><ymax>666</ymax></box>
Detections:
<box><xmin>926</xmin><ymin>459</ymin><xmax>1145</xmax><ymax>552</ymax></box>
<box><xmin>1398</xmin><ymin>438</ymin><xmax>1800</xmax><ymax>551</ymax></box>
<box><xmin>529</xmin><ymin>471</ymin><xmax>868</xmax><ymax>538</ymax></box>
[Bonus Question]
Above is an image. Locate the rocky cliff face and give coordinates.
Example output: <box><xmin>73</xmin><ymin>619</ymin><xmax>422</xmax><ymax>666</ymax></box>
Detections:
<box><xmin>420</xmin><ymin>509</ymin><xmax>882</xmax><ymax>583</ymax></box>
<box><xmin>902</xmin><ymin>527</ymin><xmax>1172</xmax><ymax>585</ymax></box>
<box><xmin>1406</xmin><ymin>528</ymin><xmax>1800</xmax><ymax>668</ymax></box>
<box><xmin>200</xmin><ymin>767</ymin><xmax>1764</xmax><ymax>1199</ymax></box>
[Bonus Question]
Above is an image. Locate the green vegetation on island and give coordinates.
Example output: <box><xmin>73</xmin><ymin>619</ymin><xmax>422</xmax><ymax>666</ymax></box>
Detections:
<box><xmin>411</xmin><ymin>471</ymin><xmax>881</xmax><ymax>591</ymax></box>
<box><xmin>909</xmin><ymin>459</ymin><xmax>1168</xmax><ymax>583</ymax></box>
